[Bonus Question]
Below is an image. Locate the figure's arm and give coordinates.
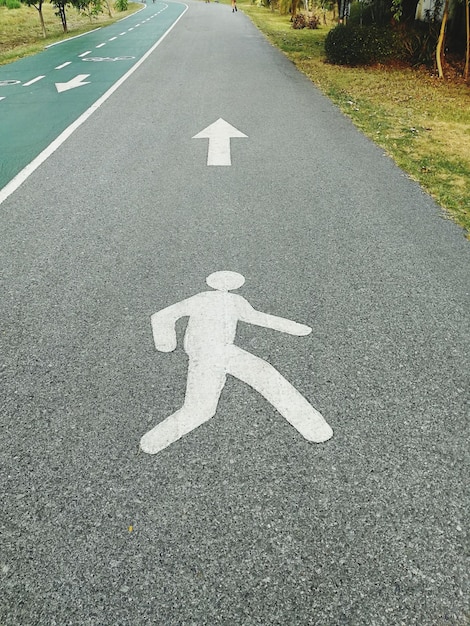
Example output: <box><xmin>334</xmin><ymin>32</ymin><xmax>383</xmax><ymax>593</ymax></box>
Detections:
<box><xmin>150</xmin><ymin>298</ymin><xmax>192</xmax><ymax>352</ymax></box>
<box><xmin>240</xmin><ymin>304</ymin><xmax>312</xmax><ymax>336</ymax></box>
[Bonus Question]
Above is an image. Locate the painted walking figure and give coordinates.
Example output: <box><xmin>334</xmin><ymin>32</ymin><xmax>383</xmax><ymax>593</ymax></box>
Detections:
<box><xmin>140</xmin><ymin>271</ymin><xmax>333</xmax><ymax>455</ymax></box>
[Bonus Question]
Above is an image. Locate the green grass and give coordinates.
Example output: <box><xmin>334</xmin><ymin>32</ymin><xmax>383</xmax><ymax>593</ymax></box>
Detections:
<box><xmin>0</xmin><ymin>2</ymin><xmax>141</xmax><ymax>64</ymax></box>
<box><xmin>241</xmin><ymin>2</ymin><xmax>470</xmax><ymax>237</ymax></box>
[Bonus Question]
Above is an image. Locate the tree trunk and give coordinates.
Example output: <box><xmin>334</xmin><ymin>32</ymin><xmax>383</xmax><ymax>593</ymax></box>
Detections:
<box><xmin>436</xmin><ymin>0</ymin><xmax>449</xmax><ymax>78</ymax></box>
<box><xmin>60</xmin><ymin>4</ymin><xmax>68</xmax><ymax>32</ymax></box>
<box><xmin>34</xmin><ymin>0</ymin><xmax>47</xmax><ymax>37</ymax></box>
<box><xmin>104</xmin><ymin>0</ymin><xmax>112</xmax><ymax>17</ymax></box>
<box><xmin>291</xmin><ymin>0</ymin><xmax>298</xmax><ymax>18</ymax></box>
<box><xmin>39</xmin><ymin>7</ymin><xmax>46</xmax><ymax>37</ymax></box>
<box><xmin>465</xmin><ymin>0</ymin><xmax>469</xmax><ymax>81</ymax></box>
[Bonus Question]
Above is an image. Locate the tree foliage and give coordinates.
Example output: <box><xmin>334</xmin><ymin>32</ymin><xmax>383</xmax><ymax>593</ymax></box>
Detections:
<box><xmin>75</xmin><ymin>0</ymin><xmax>103</xmax><ymax>20</ymax></box>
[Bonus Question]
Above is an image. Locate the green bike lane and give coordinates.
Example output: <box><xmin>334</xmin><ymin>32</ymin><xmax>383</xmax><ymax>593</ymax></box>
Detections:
<box><xmin>0</xmin><ymin>1</ymin><xmax>187</xmax><ymax>196</ymax></box>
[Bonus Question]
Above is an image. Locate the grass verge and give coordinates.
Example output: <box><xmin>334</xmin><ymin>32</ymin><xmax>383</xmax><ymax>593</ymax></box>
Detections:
<box><xmin>0</xmin><ymin>2</ymin><xmax>141</xmax><ymax>65</ymax></box>
<box><xmin>241</xmin><ymin>3</ymin><xmax>470</xmax><ymax>237</ymax></box>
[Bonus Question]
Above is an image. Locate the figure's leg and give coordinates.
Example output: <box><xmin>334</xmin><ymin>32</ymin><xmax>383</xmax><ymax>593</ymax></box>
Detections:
<box><xmin>226</xmin><ymin>346</ymin><xmax>333</xmax><ymax>443</ymax></box>
<box><xmin>140</xmin><ymin>358</ymin><xmax>226</xmax><ymax>454</ymax></box>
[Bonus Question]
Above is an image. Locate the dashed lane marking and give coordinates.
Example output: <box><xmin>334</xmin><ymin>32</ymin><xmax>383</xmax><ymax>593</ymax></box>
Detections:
<box><xmin>23</xmin><ymin>76</ymin><xmax>45</xmax><ymax>86</ymax></box>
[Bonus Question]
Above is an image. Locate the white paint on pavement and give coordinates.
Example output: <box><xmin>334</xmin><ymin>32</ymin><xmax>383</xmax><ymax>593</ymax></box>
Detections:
<box><xmin>55</xmin><ymin>74</ymin><xmax>90</xmax><ymax>93</ymax></box>
<box><xmin>46</xmin><ymin>28</ymin><xmax>102</xmax><ymax>48</ymax></box>
<box><xmin>140</xmin><ymin>271</ymin><xmax>333</xmax><ymax>455</ymax></box>
<box><xmin>193</xmin><ymin>118</ymin><xmax>247</xmax><ymax>166</ymax></box>
<box><xmin>23</xmin><ymin>76</ymin><xmax>45</xmax><ymax>86</ymax></box>
<box><xmin>55</xmin><ymin>62</ymin><xmax>72</xmax><ymax>69</ymax></box>
<box><xmin>79</xmin><ymin>51</ymin><xmax>92</xmax><ymax>57</ymax></box>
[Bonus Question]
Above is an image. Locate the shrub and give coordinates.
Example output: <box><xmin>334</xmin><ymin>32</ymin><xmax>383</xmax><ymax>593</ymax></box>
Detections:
<box><xmin>292</xmin><ymin>13</ymin><xmax>306</xmax><ymax>29</ymax></box>
<box><xmin>396</xmin><ymin>22</ymin><xmax>439</xmax><ymax>66</ymax></box>
<box><xmin>114</xmin><ymin>0</ymin><xmax>127</xmax><ymax>10</ymax></box>
<box><xmin>324</xmin><ymin>24</ymin><xmax>399</xmax><ymax>66</ymax></box>
<box><xmin>307</xmin><ymin>14</ymin><xmax>320</xmax><ymax>29</ymax></box>
<box><xmin>6</xmin><ymin>0</ymin><xmax>21</xmax><ymax>8</ymax></box>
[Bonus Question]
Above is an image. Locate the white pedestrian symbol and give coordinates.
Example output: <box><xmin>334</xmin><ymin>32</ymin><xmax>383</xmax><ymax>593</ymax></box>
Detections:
<box><xmin>140</xmin><ymin>271</ymin><xmax>333</xmax><ymax>454</ymax></box>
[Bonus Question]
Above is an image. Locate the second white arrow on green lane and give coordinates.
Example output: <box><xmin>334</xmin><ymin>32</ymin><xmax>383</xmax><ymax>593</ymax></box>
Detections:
<box><xmin>55</xmin><ymin>74</ymin><xmax>91</xmax><ymax>93</ymax></box>
<box><xmin>193</xmin><ymin>118</ymin><xmax>247</xmax><ymax>166</ymax></box>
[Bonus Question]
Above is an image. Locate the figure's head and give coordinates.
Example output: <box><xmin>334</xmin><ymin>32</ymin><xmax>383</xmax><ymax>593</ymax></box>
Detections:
<box><xmin>206</xmin><ymin>271</ymin><xmax>245</xmax><ymax>292</ymax></box>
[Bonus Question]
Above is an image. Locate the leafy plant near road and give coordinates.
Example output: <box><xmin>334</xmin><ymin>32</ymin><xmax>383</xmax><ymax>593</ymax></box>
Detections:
<box><xmin>240</xmin><ymin>2</ymin><xmax>470</xmax><ymax>237</ymax></box>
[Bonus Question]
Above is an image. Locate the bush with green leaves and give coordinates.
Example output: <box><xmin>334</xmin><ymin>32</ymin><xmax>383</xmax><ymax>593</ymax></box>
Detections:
<box><xmin>114</xmin><ymin>0</ymin><xmax>127</xmax><ymax>10</ymax></box>
<box><xmin>324</xmin><ymin>24</ymin><xmax>400</xmax><ymax>66</ymax></box>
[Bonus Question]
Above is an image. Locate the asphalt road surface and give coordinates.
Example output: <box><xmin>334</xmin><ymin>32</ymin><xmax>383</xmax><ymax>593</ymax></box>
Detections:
<box><xmin>1</xmin><ymin>2</ymin><xmax>469</xmax><ymax>625</ymax></box>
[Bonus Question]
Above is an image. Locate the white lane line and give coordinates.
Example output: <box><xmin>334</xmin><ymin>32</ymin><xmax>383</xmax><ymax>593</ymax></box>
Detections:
<box><xmin>23</xmin><ymin>76</ymin><xmax>46</xmax><ymax>86</ymax></box>
<box><xmin>0</xmin><ymin>97</ymin><xmax>5</xmax><ymax>102</ymax></box>
<box><xmin>0</xmin><ymin>3</ymin><xmax>189</xmax><ymax>207</ymax></box>
<box><xmin>96</xmin><ymin>43</ymin><xmax>106</xmax><ymax>48</ymax></box>
<box><xmin>109</xmin><ymin>36</ymin><xmax>117</xmax><ymax>41</ymax></box>
<box><xmin>119</xmin><ymin>31</ymin><xmax>126</xmax><ymax>35</ymax></box>
<box><xmin>55</xmin><ymin>62</ymin><xmax>72</xmax><ymax>69</ymax></box>
<box><xmin>79</xmin><ymin>51</ymin><xmax>91</xmax><ymax>57</ymax></box>
<box><xmin>128</xmin><ymin>27</ymin><xmax>134</xmax><ymax>30</ymax></box>
<box><xmin>46</xmin><ymin>27</ymin><xmax>102</xmax><ymax>48</ymax></box>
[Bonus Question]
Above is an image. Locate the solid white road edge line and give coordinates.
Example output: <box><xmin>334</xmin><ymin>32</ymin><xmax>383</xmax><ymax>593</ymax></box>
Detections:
<box><xmin>0</xmin><ymin>2</ymin><xmax>188</xmax><ymax>207</ymax></box>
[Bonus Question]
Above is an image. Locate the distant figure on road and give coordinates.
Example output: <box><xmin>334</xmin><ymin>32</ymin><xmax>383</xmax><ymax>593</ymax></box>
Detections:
<box><xmin>140</xmin><ymin>271</ymin><xmax>333</xmax><ymax>455</ymax></box>
<box><xmin>232</xmin><ymin>0</ymin><xmax>237</xmax><ymax>11</ymax></box>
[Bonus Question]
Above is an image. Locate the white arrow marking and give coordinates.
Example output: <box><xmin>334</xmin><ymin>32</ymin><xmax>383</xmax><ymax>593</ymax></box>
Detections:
<box><xmin>55</xmin><ymin>74</ymin><xmax>90</xmax><ymax>93</ymax></box>
<box><xmin>192</xmin><ymin>118</ymin><xmax>248</xmax><ymax>166</ymax></box>
<box><xmin>0</xmin><ymin>97</ymin><xmax>5</xmax><ymax>102</ymax></box>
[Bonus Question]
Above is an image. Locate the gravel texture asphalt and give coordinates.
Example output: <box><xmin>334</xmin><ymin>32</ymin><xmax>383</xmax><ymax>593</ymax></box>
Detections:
<box><xmin>1</xmin><ymin>2</ymin><xmax>469</xmax><ymax>624</ymax></box>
